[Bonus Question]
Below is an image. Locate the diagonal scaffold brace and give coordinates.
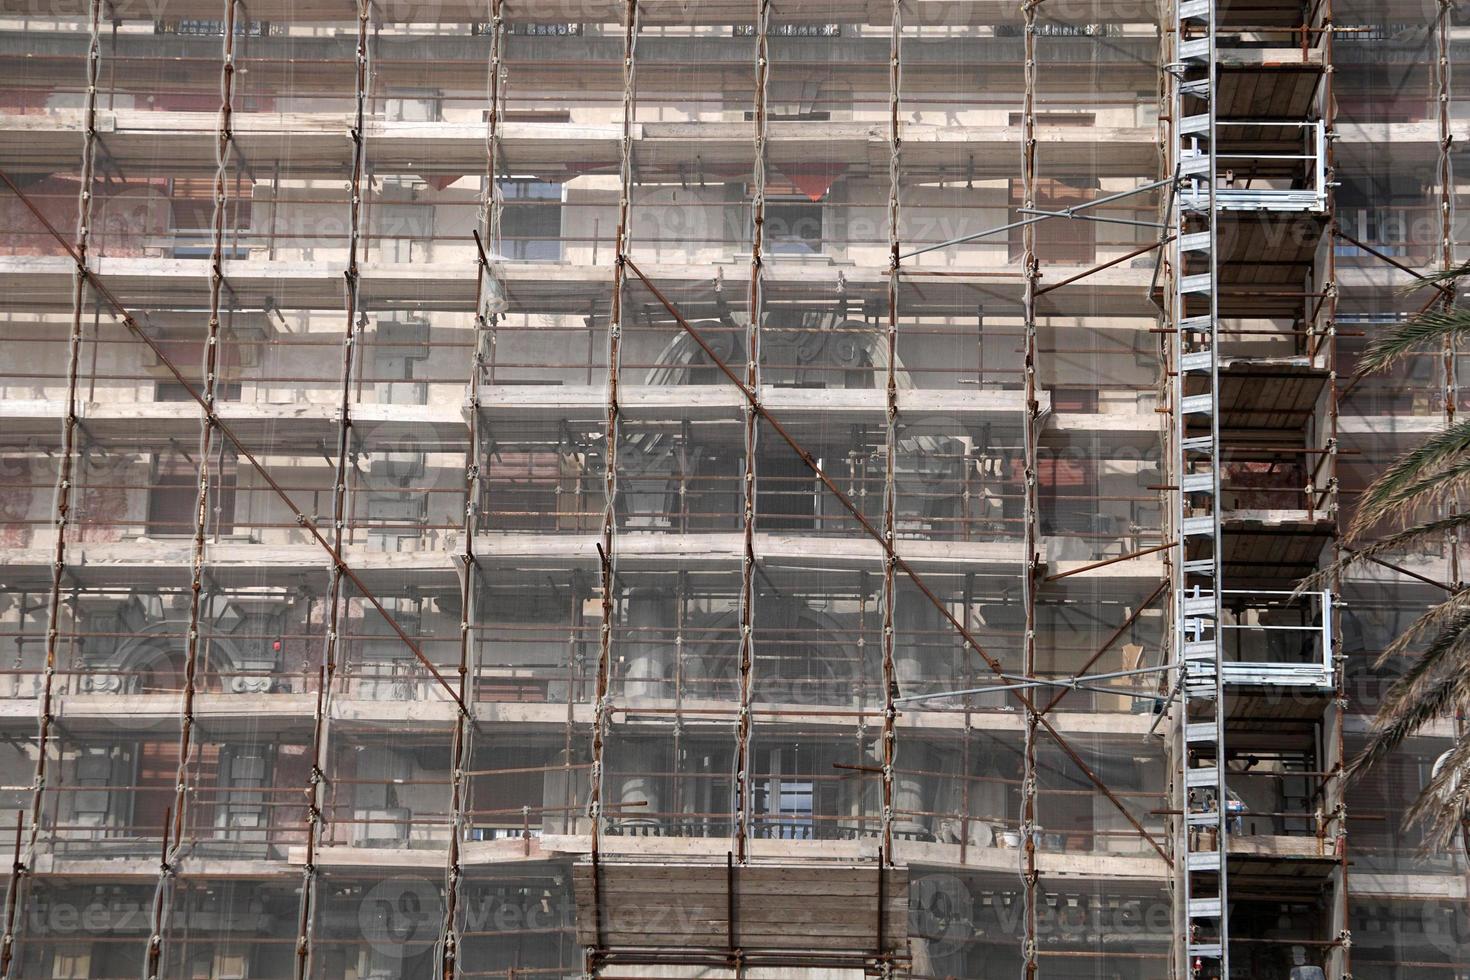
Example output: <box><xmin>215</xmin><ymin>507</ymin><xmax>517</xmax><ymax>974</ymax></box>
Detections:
<box><xmin>620</xmin><ymin>254</ymin><xmax>1171</xmax><ymax>865</ymax></box>
<box><xmin>0</xmin><ymin>165</ymin><xmax>471</xmax><ymax>719</ymax></box>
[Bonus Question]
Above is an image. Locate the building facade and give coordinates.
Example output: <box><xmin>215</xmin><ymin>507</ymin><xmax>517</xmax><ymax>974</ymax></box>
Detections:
<box><xmin>0</xmin><ymin>0</ymin><xmax>1463</xmax><ymax>977</ymax></box>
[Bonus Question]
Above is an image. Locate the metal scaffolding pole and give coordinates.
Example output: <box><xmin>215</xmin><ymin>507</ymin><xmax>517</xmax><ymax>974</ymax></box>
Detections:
<box><xmin>437</xmin><ymin>5</ymin><xmax>505</xmax><ymax>970</ymax></box>
<box><xmin>622</xmin><ymin>256</ymin><xmax>1171</xmax><ymax>865</ymax></box>
<box><xmin>1323</xmin><ymin>3</ymin><xmax>1352</xmax><ymax>975</ymax></box>
<box><xmin>881</xmin><ymin>0</ymin><xmax>902</xmax><ymax>875</ymax></box>
<box><xmin>1019</xmin><ymin>1</ymin><xmax>1043</xmax><ymax>976</ymax></box>
<box><xmin>586</xmin><ymin>2</ymin><xmax>639</xmax><ymax>973</ymax></box>
<box><xmin>293</xmin><ymin>4</ymin><xmax>372</xmax><ymax>975</ymax></box>
<box><xmin>0</xmin><ymin>3</ymin><xmax>102</xmax><ymax>974</ymax></box>
<box><xmin>732</xmin><ymin>0</ymin><xmax>769</xmax><ymax>877</ymax></box>
<box><xmin>144</xmin><ymin>0</ymin><xmax>240</xmax><ymax>972</ymax></box>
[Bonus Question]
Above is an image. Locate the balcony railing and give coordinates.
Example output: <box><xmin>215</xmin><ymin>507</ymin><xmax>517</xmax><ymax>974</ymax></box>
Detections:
<box><xmin>1214</xmin><ymin>589</ymin><xmax>1334</xmax><ymax>689</ymax></box>
<box><xmin>1179</xmin><ymin>120</ymin><xmax>1327</xmax><ymax>214</ymax></box>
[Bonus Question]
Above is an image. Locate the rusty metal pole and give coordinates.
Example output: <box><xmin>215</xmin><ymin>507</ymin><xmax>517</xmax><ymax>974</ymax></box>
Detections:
<box><xmin>0</xmin><ymin>2</ymin><xmax>102</xmax><ymax>975</ymax></box>
<box><xmin>438</xmin><ymin>7</ymin><xmax>505</xmax><ymax>972</ymax></box>
<box><xmin>623</xmin><ymin>256</ymin><xmax>1172</xmax><ymax>864</ymax></box>
<box><xmin>1437</xmin><ymin>0</ymin><xmax>1459</xmax><ymax>589</ymax></box>
<box><xmin>144</xmin><ymin>0</ymin><xmax>240</xmax><ymax>974</ymax></box>
<box><xmin>587</xmin><ymin>3</ymin><xmax>639</xmax><ymax>974</ymax></box>
<box><xmin>1321</xmin><ymin>2</ymin><xmax>1353</xmax><ymax>975</ymax></box>
<box><xmin>293</xmin><ymin>2</ymin><xmax>372</xmax><ymax>975</ymax></box>
<box><xmin>880</xmin><ymin>0</ymin><xmax>902</xmax><ymax>870</ymax></box>
<box><xmin>1019</xmin><ymin>1</ymin><xmax>1043</xmax><ymax>975</ymax></box>
<box><xmin>732</xmin><ymin>0</ymin><xmax>770</xmax><ymax>871</ymax></box>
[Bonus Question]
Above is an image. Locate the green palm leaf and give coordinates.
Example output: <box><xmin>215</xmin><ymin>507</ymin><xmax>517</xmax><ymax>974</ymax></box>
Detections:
<box><xmin>1339</xmin><ymin>264</ymin><xmax>1470</xmax><ymax>850</ymax></box>
<box><xmin>1358</xmin><ymin>308</ymin><xmax>1470</xmax><ymax>376</ymax></box>
<box><xmin>1295</xmin><ymin>512</ymin><xmax>1470</xmax><ymax>596</ymax></box>
<box><xmin>1365</xmin><ymin>611</ymin><xmax>1470</xmax><ymax>731</ymax></box>
<box><xmin>1409</xmin><ymin>259</ymin><xmax>1470</xmax><ymax>289</ymax></box>
<box><xmin>1373</xmin><ymin>588</ymin><xmax>1470</xmax><ymax>669</ymax></box>
<box><xmin>1350</xmin><ymin>666</ymin><xmax>1470</xmax><ymax>779</ymax></box>
<box><xmin>1405</xmin><ymin>736</ymin><xmax>1470</xmax><ymax>850</ymax></box>
<box><xmin>1349</xmin><ymin>419</ymin><xmax>1470</xmax><ymax>539</ymax></box>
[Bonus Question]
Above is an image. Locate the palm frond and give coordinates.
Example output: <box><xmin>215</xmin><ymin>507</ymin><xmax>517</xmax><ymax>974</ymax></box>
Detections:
<box><xmin>1349</xmin><ymin>419</ymin><xmax>1470</xmax><ymax>539</ymax></box>
<box><xmin>1374</xmin><ymin>588</ymin><xmax>1470</xmax><ymax>668</ymax></box>
<box><xmin>1368</xmin><ymin>613</ymin><xmax>1470</xmax><ymax>723</ymax></box>
<box><xmin>1409</xmin><ymin>259</ymin><xmax>1470</xmax><ymax>289</ymax></box>
<box><xmin>1358</xmin><ymin>308</ymin><xmax>1470</xmax><ymax>376</ymax></box>
<box><xmin>1294</xmin><ymin>512</ymin><xmax>1470</xmax><ymax>597</ymax></box>
<box><xmin>1404</xmin><ymin>735</ymin><xmax>1470</xmax><ymax>850</ymax></box>
<box><xmin>1348</xmin><ymin>666</ymin><xmax>1470</xmax><ymax>778</ymax></box>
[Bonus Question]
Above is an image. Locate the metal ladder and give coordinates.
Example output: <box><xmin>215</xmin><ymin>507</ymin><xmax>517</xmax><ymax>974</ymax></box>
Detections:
<box><xmin>1173</xmin><ymin>0</ymin><xmax>1229</xmax><ymax>973</ymax></box>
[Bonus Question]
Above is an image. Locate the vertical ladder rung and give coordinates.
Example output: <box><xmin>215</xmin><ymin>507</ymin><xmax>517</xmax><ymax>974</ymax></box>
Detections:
<box><xmin>1179</xmin><ymin>153</ymin><xmax>1212</xmax><ymax>178</ymax></box>
<box><xmin>1180</xmin><ymin>77</ymin><xmax>1212</xmax><ymax>99</ymax></box>
<box><xmin>1180</xmin><ymin>37</ymin><xmax>1212</xmax><ymax>61</ymax></box>
<box><xmin>1181</xmin><ymin>515</ymin><xmax>1216</xmax><ymax>537</ymax></box>
<box><xmin>1188</xmin><ymin>851</ymin><xmax>1226</xmax><ymax>872</ymax></box>
<box><xmin>1182</xmin><ymin>641</ymin><xmax>1218</xmax><ymax>662</ymax></box>
<box><xmin>1189</xmin><ymin>897</ymin><xmax>1224</xmax><ymax>919</ymax></box>
<box><xmin>1181</xmin><ymin>472</ymin><xmax>1214</xmax><ymax>493</ymax></box>
<box><xmin>1185</xmin><ymin>766</ymin><xmax>1221</xmax><ymax>788</ymax></box>
<box><xmin>1182</xmin><ymin>435</ymin><xmax>1215</xmax><ymax>453</ymax></box>
<box><xmin>1185</xmin><ymin>722</ymin><xmax>1218</xmax><ymax>742</ymax></box>
<box><xmin>1181</xmin><ymin>393</ymin><xmax>1214</xmax><ymax>415</ymax></box>
<box><xmin>1182</xmin><ymin>594</ymin><xmax>1216</xmax><ymax>617</ymax></box>
<box><xmin>1180</xmin><ymin>112</ymin><xmax>1212</xmax><ymax>135</ymax></box>
<box><xmin>1180</xmin><ymin>350</ymin><xmax>1214</xmax><ymax>373</ymax></box>
<box><xmin>1179</xmin><ymin>230</ymin><xmax>1213</xmax><ymax>252</ymax></box>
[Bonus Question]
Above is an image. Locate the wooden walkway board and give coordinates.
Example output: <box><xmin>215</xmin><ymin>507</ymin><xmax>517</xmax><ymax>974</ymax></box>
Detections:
<box><xmin>572</xmin><ymin>861</ymin><xmax>909</xmax><ymax>952</ymax></box>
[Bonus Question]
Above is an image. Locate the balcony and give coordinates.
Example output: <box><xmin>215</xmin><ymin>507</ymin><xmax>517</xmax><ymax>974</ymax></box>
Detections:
<box><xmin>1184</xmin><ymin>589</ymin><xmax>1334</xmax><ymax>692</ymax></box>
<box><xmin>1180</xmin><ymin>121</ymin><xmax>1327</xmax><ymax>214</ymax></box>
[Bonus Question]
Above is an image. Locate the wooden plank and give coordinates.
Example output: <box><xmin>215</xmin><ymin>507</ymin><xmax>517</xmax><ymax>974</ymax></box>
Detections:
<box><xmin>596</xmin><ymin>880</ymin><xmax>886</xmax><ymax>898</ymax></box>
<box><xmin>574</xmin><ymin>861</ymin><xmax>908</xmax><ymax>951</ymax></box>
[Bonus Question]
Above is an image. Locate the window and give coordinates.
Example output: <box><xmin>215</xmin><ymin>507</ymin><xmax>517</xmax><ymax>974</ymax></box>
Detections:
<box><xmin>47</xmin><ymin>950</ymin><xmax>92</xmax><ymax>979</ymax></box>
<box><xmin>384</xmin><ymin>89</ymin><xmax>442</xmax><ymax>123</ymax></box>
<box><xmin>758</xmin><ymin>777</ymin><xmax>815</xmax><ymax>839</ymax></box>
<box><xmin>1334</xmin><ymin>177</ymin><xmax>1426</xmax><ymax>260</ymax></box>
<box><xmin>1005</xmin><ymin>115</ymin><xmax>1097</xmax><ymax>265</ymax></box>
<box><xmin>1336</xmin><ymin>208</ymin><xmax>1409</xmax><ymax>258</ymax></box>
<box><xmin>371</xmin><ymin>319</ymin><xmax>430</xmax><ymax>406</ymax></box>
<box><xmin>166</xmin><ymin>178</ymin><xmax>252</xmax><ymax>261</ymax></box>
<box><xmin>1037</xmin><ymin>453</ymin><xmax>1100</xmax><ymax>534</ymax></box>
<box><xmin>763</xmin><ymin>198</ymin><xmax>824</xmax><ymax>255</ymax></box>
<box><xmin>154</xmin><ymin>18</ymin><xmax>268</xmax><ymax>35</ymax></box>
<box><xmin>472</xmin><ymin>22</ymin><xmax>583</xmax><ymax>37</ymax></box>
<box><xmin>147</xmin><ymin>452</ymin><xmax>237</xmax><ymax>536</ymax></box>
<box><xmin>508</xmin><ymin>22</ymin><xmax>582</xmax><ymax>35</ymax></box>
<box><xmin>744</xmin><ymin>109</ymin><xmax>831</xmax><ymax>122</ymax></box>
<box><xmin>1008</xmin><ymin>179</ymin><xmax>1098</xmax><ymax>265</ymax></box>
<box><xmin>499</xmin><ymin>179</ymin><xmax>563</xmax><ymax>261</ymax></box>
<box><xmin>156</xmin><ymin>381</ymin><xmax>243</xmax><ymax>402</ymax></box>
<box><xmin>149</xmin><ymin>329</ymin><xmax>243</xmax><ymax>402</ymax></box>
<box><xmin>377</xmin><ymin>203</ymin><xmax>435</xmax><ymax>264</ymax></box>
<box><xmin>994</xmin><ymin>22</ymin><xmax>1118</xmax><ymax>36</ymax></box>
<box><xmin>734</xmin><ymin>23</ymin><xmax>840</xmax><ymax>36</ymax></box>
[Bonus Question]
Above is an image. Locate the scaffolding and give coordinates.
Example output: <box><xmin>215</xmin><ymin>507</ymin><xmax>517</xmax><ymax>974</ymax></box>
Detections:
<box><xmin>0</xmin><ymin>0</ymin><xmax>1465</xmax><ymax>978</ymax></box>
